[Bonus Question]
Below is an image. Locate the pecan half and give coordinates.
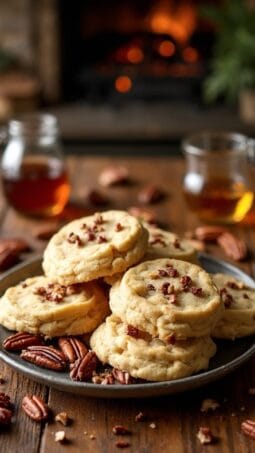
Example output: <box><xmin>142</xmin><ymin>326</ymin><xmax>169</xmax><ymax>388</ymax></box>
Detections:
<box><xmin>98</xmin><ymin>165</ymin><xmax>129</xmax><ymax>187</ymax></box>
<box><xmin>241</xmin><ymin>419</ymin><xmax>255</xmax><ymax>439</ymax></box>
<box><xmin>70</xmin><ymin>351</ymin><xmax>98</xmax><ymax>381</ymax></box>
<box><xmin>112</xmin><ymin>369</ymin><xmax>134</xmax><ymax>385</ymax></box>
<box><xmin>0</xmin><ymin>238</ymin><xmax>30</xmax><ymax>254</ymax></box>
<box><xmin>0</xmin><ymin>407</ymin><xmax>13</xmax><ymax>425</ymax></box>
<box><xmin>86</xmin><ymin>189</ymin><xmax>108</xmax><ymax>206</ymax></box>
<box><xmin>217</xmin><ymin>232</ymin><xmax>247</xmax><ymax>261</ymax></box>
<box><xmin>21</xmin><ymin>346</ymin><xmax>66</xmax><ymax>371</ymax></box>
<box><xmin>3</xmin><ymin>332</ymin><xmax>43</xmax><ymax>351</ymax></box>
<box><xmin>0</xmin><ymin>249</ymin><xmax>19</xmax><ymax>271</ymax></box>
<box><xmin>138</xmin><ymin>185</ymin><xmax>164</xmax><ymax>205</ymax></box>
<box><xmin>58</xmin><ymin>337</ymin><xmax>88</xmax><ymax>364</ymax></box>
<box><xmin>115</xmin><ymin>440</ymin><xmax>130</xmax><ymax>449</ymax></box>
<box><xmin>112</xmin><ymin>425</ymin><xmax>131</xmax><ymax>435</ymax></box>
<box><xmin>22</xmin><ymin>395</ymin><xmax>49</xmax><ymax>422</ymax></box>
<box><xmin>195</xmin><ymin>226</ymin><xmax>226</xmax><ymax>242</ymax></box>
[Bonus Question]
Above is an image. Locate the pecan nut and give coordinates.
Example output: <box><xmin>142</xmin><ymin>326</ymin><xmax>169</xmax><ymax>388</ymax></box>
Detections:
<box><xmin>98</xmin><ymin>165</ymin><xmax>129</xmax><ymax>187</ymax></box>
<box><xmin>194</xmin><ymin>226</ymin><xmax>226</xmax><ymax>242</ymax></box>
<box><xmin>0</xmin><ymin>407</ymin><xmax>13</xmax><ymax>425</ymax></box>
<box><xmin>112</xmin><ymin>425</ymin><xmax>131</xmax><ymax>435</ymax></box>
<box><xmin>137</xmin><ymin>185</ymin><xmax>164</xmax><ymax>205</ymax></box>
<box><xmin>21</xmin><ymin>346</ymin><xmax>66</xmax><ymax>371</ymax></box>
<box><xmin>70</xmin><ymin>351</ymin><xmax>98</xmax><ymax>381</ymax></box>
<box><xmin>0</xmin><ymin>392</ymin><xmax>12</xmax><ymax>409</ymax></box>
<box><xmin>0</xmin><ymin>249</ymin><xmax>19</xmax><ymax>271</ymax></box>
<box><xmin>241</xmin><ymin>419</ymin><xmax>255</xmax><ymax>439</ymax></box>
<box><xmin>3</xmin><ymin>332</ymin><xmax>43</xmax><ymax>351</ymax></box>
<box><xmin>217</xmin><ymin>232</ymin><xmax>247</xmax><ymax>261</ymax></box>
<box><xmin>58</xmin><ymin>337</ymin><xmax>88</xmax><ymax>364</ymax></box>
<box><xmin>86</xmin><ymin>189</ymin><xmax>108</xmax><ymax>206</ymax></box>
<box><xmin>112</xmin><ymin>369</ymin><xmax>134</xmax><ymax>385</ymax></box>
<box><xmin>22</xmin><ymin>395</ymin><xmax>49</xmax><ymax>421</ymax></box>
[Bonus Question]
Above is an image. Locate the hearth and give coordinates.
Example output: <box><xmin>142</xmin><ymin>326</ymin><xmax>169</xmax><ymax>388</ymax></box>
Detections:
<box><xmin>59</xmin><ymin>0</ymin><xmax>218</xmax><ymax>102</ymax></box>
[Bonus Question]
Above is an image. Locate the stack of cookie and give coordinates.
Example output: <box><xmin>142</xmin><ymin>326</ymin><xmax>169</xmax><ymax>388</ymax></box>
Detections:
<box><xmin>91</xmin><ymin>258</ymin><xmax>223</xmax><ymax>382</ymax></box>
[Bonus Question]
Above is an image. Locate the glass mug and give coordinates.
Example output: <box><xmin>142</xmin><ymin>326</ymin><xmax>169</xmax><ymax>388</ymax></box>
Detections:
<box><xmin>0</xmin><ymin>113</ymin><xmax>70</xmax><ymax>217</ymax></box>
<box><xmin>182</xmin><ymin>132</ymin><xmax>254</xmax><ymax>224</ymax></box>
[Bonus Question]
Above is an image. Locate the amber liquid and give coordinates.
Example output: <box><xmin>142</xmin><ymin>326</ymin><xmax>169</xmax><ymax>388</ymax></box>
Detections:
<box><xmin>2</xmin><ymin>157</ymin><xmax>70</xmax><ymax>217</ymax></box>
<box><xmin>184</xmin><ymin>177</ymin><xmax>253</xmax><ymax>223</ymax></box>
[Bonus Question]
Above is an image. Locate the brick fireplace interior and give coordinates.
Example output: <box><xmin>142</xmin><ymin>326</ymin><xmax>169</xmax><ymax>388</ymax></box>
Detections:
<box><xmin>0</xmin><ymin>0</ymin><xmax>253</xmax><ymax>147</ymax></box>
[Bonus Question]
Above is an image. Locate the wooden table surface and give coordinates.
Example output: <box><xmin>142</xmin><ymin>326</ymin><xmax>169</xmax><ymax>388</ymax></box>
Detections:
<box><xmin>0</xmin><ymin>156</ymin><xmax>255</xmax><ymax>453</ymax></box>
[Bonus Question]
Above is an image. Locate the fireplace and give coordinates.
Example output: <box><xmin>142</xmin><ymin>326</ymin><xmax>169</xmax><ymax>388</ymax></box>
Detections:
<box><xmin>59</xmin><ymin>0</ymin><xmax>218</xmax><ymax>102</ymax></box>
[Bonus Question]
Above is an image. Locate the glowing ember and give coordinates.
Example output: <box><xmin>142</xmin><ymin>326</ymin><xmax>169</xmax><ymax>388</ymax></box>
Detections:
<box><xmin>127</xmin><ymin>46</ymin><xmax>144</xmax><ymax>64</ymax></box>
<box><xmin>158</xmin><ymin>40</ymin><xmax>175</xmax><ymax>57</ymax></box>
<box><xmin>115</xmin><ymin>75</ymin><xmax>132</xmax><ymax>93</ymax></box>
<box><xmin>183</xmin><ymin>47</ymin><xmax>199</xmax><ymax>63</ymax></box>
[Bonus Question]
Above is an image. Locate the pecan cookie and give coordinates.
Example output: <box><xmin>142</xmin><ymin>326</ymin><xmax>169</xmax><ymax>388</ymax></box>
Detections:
<box><xmin>143</xmin><ymin>223</ymin><xmax>198</xmax><ymax>263</ymax></box>
<box><xmin>109</xmin><ymin>258</ymin><xmax>223</xmax><ymax>341</ymax></box>
<box><xmin>211</xmin><ymin>273</ymin><xmax>255</xmax><ymax>339</ymax></box>
<box><xmin>43</xmin><ymin>211</ymin><xmax>148</xmax><ymax>285</ymax></box>
<box><xmin>0</xmin><ymin>276</ymin><xmax>109</xmax><ymax>337</ymax></box>
<box><xmin>90</xmin><ymin>315</ymin><xmax>217</xmax><ymax>381</ymax></box>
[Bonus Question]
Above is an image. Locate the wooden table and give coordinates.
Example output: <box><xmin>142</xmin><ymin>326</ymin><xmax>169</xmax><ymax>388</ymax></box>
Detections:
<box><xmin>0</xmin><ymin>156</ymin><xmax>255</xmax><ymax>453</ymax></box>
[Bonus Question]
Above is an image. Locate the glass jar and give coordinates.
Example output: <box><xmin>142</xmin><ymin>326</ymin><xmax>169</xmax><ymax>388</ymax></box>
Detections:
<box><xmin>182</xmin><ymin>132</ymin><xmax>254</xmax><ymax>224</ymax></box>
<box><xmin>1</xmin><ymin>113</ymin><xmax>70</xmax><ymax>217</ymax></box>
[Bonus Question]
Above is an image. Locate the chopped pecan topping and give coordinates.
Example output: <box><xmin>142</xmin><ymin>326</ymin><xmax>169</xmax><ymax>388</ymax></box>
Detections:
<box><xmin>112</xmin><ymin>425</ymin><xmax>131</xmax><ymax>435</ymax></box>
<box><xmin>126</xmin><ymin>325</ymin><xmax>151</xmax><ymax>340</ymax></box>
<box><xmin>161</xmin><ymin>282</ymin><xmax>175</xmax><ymax>296</ymax></box>
<box><xmin>70</xmin><ymin>351</ymin><xmax>98</xmax><ymax>381</ymax></box>
<box><xmin>147</xmin><ymin>283</ymin><xmax>155</xmax><ymax>292</ymax></box>
<box><xmin>158</xmin><ymin>268</ymin><xmax>168</xmax><ymax>277</ymax></box>
<box><xmin>58</xmin><ymin>337</ymin><xmax>88</xmax><ymax>364</ymax></box>
<box><xmin>138</xmin><ymin>184</ymin><xmax>164</xmax><ymax>205</ymax></box>
<box><xmin>94</xmin><ymin>213</ymin><xmax>104</xmax><ymax>224</ymax></box>
<box><xmin>86</xmin><ymin>231</ymin><xmax>96</xmax><ymax>241</ymax></box>
<box><xmin>21</xmin><ymin>346</ymin><xmax>66</xmax><ymax>371</ymax></box>
<box><xmin>190</xmin><ymin>287</ymin><xmax>203</xmax><ymax>297</ymax></box>
<box><xmin>243</xmin><ymin>293</ymin><xmax>250</xmax><ymax>299</ymax></box>
<box><xmin>166</xmin><ymin>333</ymin><xmax>176</xmax><ymax>345</ymax></box>
<box><xmin>112</xmin><ymin>369</ymin><xmax>134</xmax><ymax>385</ymax></box>
<box><xmin>241</xmin><ymin>419</ymin><xmax>255</xmax><ymax>439</ymax></box>
<box><xmin>149</xmin><ymin>235</ymin><xmax>166</xmax><ymax>246</ymax></box>
<box><xmin>158</xmin><ymin>266</ymin><xmax>179</xmax><ymax>278</ymax></box>
<box><xmin>115</xmin><ymin>223</ymin><xmax>123</xmax><ymax>232</ymax></box>
<box><xmin>34</xmin><ymin>283</ymin><xmax>67</xmax><ymax>303</ymax></box>
<box><xmin>197</xmin><ymin>426</ymin><xmax>215</xmax><ymax>444</ymax></box>
<box><xmin>3</xmin><ymin>332</ymin><xmax>43</xmax><ymax>351</ymax></box>
<box><xmin>220</xmin><ymin>288</ymin><xmax>233</xmax><ymax>307</ymax></box>
<box><xmin>226</xmin><ymin>281</ymin><xmax>239</xmax><ymax>290</ymax></box>
<box><xmin>22</xmin><ymin>395</ymin><xmax>49</xmax><ymax>422</ymax></box>
<box><xmin>21</xmin><ymin>282</ymin><xmax>28</xmax><ymax>288</ymax></box>
<box><xmin>67</xmin><ymin>232</ymin><xmax>83</xmax><ymax>246</ymax></box>
<box><xmin>97</xmin><ymin>235</ymin><xmax>107</xmax><ymax>243</ymax></box>
<box><xmin>180</xmin><ymin>275</ymin><xmax>192</xmax><ymax>291</ymax></box>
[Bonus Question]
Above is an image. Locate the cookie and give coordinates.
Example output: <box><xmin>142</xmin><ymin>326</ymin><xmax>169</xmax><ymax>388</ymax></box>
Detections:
<box><xmin>43</xmin><ymin>211</ymin><xmax>148</xmax><ymax>285</ymax></box>
<box><xmin>0</xmin><ymin>276</ymin><xmax>109</xmax><ymax>337</ymax></box>
<box><xmin>144</xmin><ymin>223</ymin><xmax>198</xmax><ymax>263</ymax></box>
<box><xmin>211</xmin><ymin>273</ymin><xmax>255</xmax><ymax>339</ymax></box>
<box><xmin>110</xmin><ymin>258</ymin><xmax>223</xmax><ymax>340</ymax></box>
<box><xmin>90</xmin><ymin>315</ymin><xmax>217</xmax><ymax>381</ymax></box>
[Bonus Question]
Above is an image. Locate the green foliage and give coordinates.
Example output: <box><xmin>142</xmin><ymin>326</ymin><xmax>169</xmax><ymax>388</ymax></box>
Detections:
<box><xmin>201</xmin><ymin>0</ymin><xmax>255</xmax><ymax>103</ymax></box>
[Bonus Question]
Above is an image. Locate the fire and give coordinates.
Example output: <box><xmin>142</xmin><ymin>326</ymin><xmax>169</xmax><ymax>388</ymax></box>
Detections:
<box><xmin>115</xmin><ymin>75</ymin><xmax>132</xmax><ymax>93</ymax></box>
<box><xmin>148</xmin><ymin>0</ymin><xmax>197</xmax><ymax>44</ymax></box>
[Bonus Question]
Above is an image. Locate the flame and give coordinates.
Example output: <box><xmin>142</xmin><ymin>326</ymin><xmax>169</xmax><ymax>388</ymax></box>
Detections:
<box><xmin>148</xmin><ymin>1</ymin><xmax>197</xmax><ymax>44</ymax></box>
<box><xmin>115</xmin><ymin>76</ymin><xmax>132</xmax><ymax>93</ymax></box>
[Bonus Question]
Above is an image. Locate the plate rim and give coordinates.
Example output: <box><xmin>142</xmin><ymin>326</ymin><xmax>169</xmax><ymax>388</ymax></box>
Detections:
<box><xmin>0</xmin><ymin>253</ymin><xmax>254</xmax><ymax>398</ymax></box>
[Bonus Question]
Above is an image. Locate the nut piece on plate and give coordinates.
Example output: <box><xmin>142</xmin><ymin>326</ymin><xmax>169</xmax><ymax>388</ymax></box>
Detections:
<box><xmin>0</xmin><ymin>249</ymin><xmax>19</xmax><ymax>271</ymax></box>
<box><xmin>200</xmin><ymin>398</ymin><xmax>220</xmax><ymax>413</ymax></box>
<box><xmin>22</xmin><ymin>395</ymin><xmax>49</xmax><ymax>422</ymax></box>
<box><xmin>58</xmin><ymin>336</ymin><xmax>88</xmax><ymax>364</ymax></box>
<box><xmin>85</xmin><ymin>189</ymin><xmax>109</xmax><ymax>206</ymax></box>
<box><xmin>137</xmin><ymin>185</ymin><xmax>164</xmax><ymax>205</ymax></box>
<box><xmin>21</xmin><ymin>345</ymin><xmax>66</xmax><ymax>371</ymax></box>
<box><xmin>241</xmin><ymin>419</ymin><xmax>255</xmax><ymax>439</ymax></box>
<box><xmin>70</xmin><ymin>351</ymin><xmax>98</xmax><ymax>381</ymax></box>
<box><xmin>98</xmin><ymin>165</ymin><xmax>129</xmax><ymax>187</ymax></box>
<box><xmin>55</xmin><ymin>412</ymin><xmax>70</xmax><ymax>426</ymax></box>
<box><xmin>3</xmin><ymin>332</ymin><xmax>44</xmax><ymax>351</ymax></box>
<box><xmin>0</xmin><ymin>392</ymin><xmax>14</xmax><ymax>426</ymax></box>
<box><xmin>197</xmin><ymin>426</ymin><xmax>215</xmax><ymax>444</ymax></box>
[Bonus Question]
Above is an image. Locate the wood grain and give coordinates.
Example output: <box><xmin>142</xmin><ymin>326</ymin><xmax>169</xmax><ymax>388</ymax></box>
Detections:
<box><xmin>0</xmin><ymin>157</ymin><xmax>255</xmax><ymax>452</ymax></box>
